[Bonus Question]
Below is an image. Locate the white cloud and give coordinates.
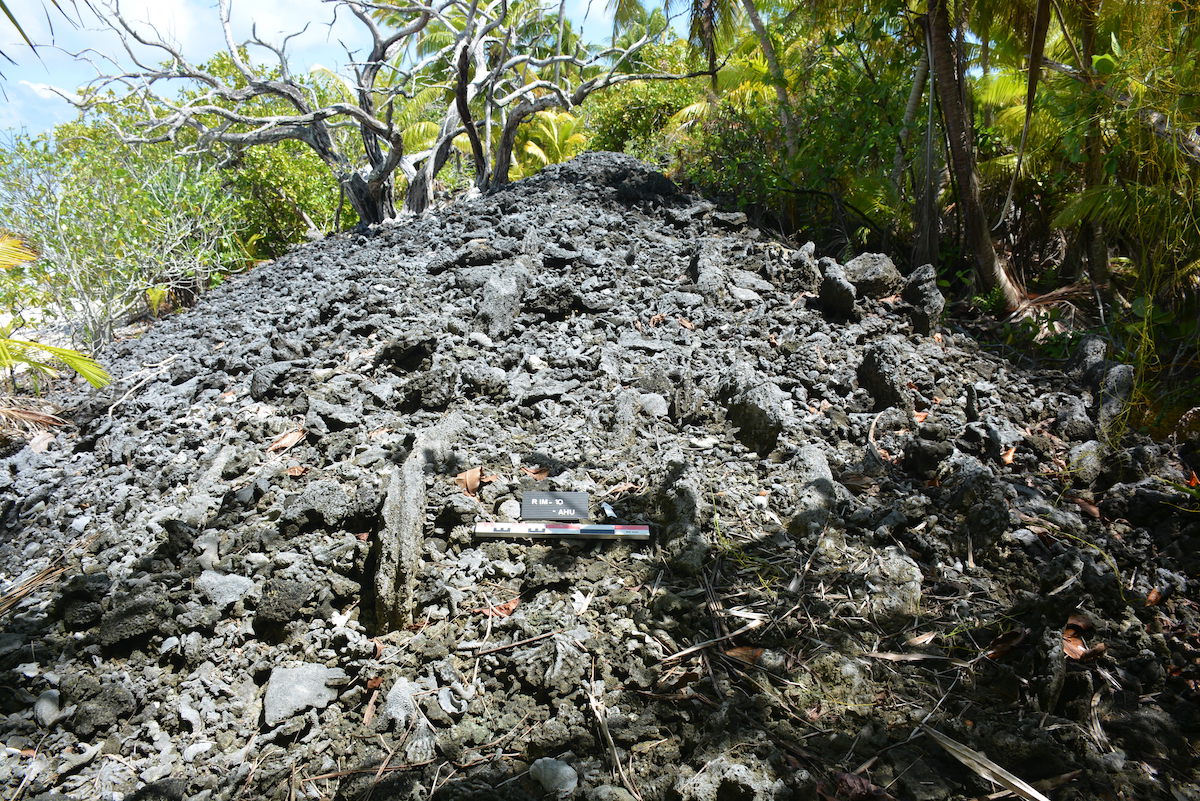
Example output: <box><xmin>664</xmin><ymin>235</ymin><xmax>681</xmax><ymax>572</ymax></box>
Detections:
<box><xmin>18</xmin><ymin>79</ymin><xmax>79</xmax><ymax>103</ymax></box>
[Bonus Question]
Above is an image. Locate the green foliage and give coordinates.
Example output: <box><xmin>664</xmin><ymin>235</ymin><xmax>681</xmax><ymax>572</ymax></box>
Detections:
<box><xmin>584</xmin><ymin>43</ymin><xmax>702</xmax><ymax>161</ymax></box>
<box><xmin>0</xmin><ymin>233</ymin><xmax>109</xmax><ymax>390</ymax></box>
<box><xmin>0</xmin><ymin>328</ymin><xmax>111</xmax><ymax>389</ymax></box>
<box><xmin>510</xmin><ymin>112</ymin><xmax>590</xmax><ymax>180</ymax></box>
<box><xmin>0</xmin><ymin>125</ymin><xmax>246</xmax><ymax>345</ymax></box>
<box><xmin>653</xmin><ymin>9</ymin><xmax>917</xmax><ymax>256</ymax></box>
<box><xmin>0</xmin><ymin>49</ymin><xmax>359</xmax><ymax>346</ymax></box>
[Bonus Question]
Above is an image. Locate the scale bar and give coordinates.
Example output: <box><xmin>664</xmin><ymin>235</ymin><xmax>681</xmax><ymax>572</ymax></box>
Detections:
<box><xmin>474</xmin><ymin>521</ymin><xmax>651</xmax><ymax>541</ymax></box>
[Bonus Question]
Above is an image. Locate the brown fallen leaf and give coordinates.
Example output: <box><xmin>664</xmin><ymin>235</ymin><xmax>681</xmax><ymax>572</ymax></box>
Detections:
<box><xmin>655</xmin><ymin>667</ymin><xmax>701</xmax><ymax>692</ymax></box>
<box><xmin>985</xmin><ymin>628</ymin><xmax>1027</xmax><ymax>660</ymax></box>
<box><xmin>840</xmin><ymin>473</ymin><xmax>875</xmax><ymax>494</ymax></box>
<box><xmin>284</xmin><ymin>465</ymin><xmax>310</xmax><ymax>477</ymax></box>
<box><xmin>522</xmin><ymin>465</ymin><xmax>550</xmax><ymax>481</ymax></box>
<box><xmin>603</xmin><ymin>481</ymin><xmax>641</xmax><ymax>497</ymax></box>
<box><xmin>817</xmin><ymin>771</ymin><xmax>896</xmax><ymax>800</ymax></box>
<box><xmin>266</xmin><ymin>427</ymin><xmax>305</xmax><ymax>453</ymax></box>
<box><xmin>1000</xmin><ymin>446</ymin><xmax>1017</xmax><ymax>465</ymax></box>
<box><xmin>362</xmin><ymin>686</ymin><xmax>381</xmax><ymax>727</ymax></box>
<box><xmin>723</xmin><ymin>647</ymin><xmax>764</xmax><ymax>665</ymax></box>
<box><xmin>0</xmin><ymin>407</ymin><xmax>66</xmax><ymax>428</ymax></box>
<box><xmin>1071</xmin><ymin>496</ymin><xmax>1101</xmax><ymax>519</ymax></box>
<box><xmin>677</xmin><ymin>316</ymin><xmax>696</xmax><ymax>330</ymax></box>
<box><xmin>1187</xmin><ymin>470</ymin><xmax>1200</xmax><ymax>488</ymax></box>
<box><xmin>648</xmin><ymin>313</ymin><xmax>666</xmax><ymax>327</ymax></box>
<box><xmin>455</xmin><ymin>466</ymin><xmax>498</xmax><ymax>497</ymax></box>
<box><xmin>471</xmin><ymin>597</ymin><xmax>519</xmax><ymax>617</ymax></box>
<box><xmin>907</xmin><ymin>631</ymin><xmax>938</xmax><ymax>647</ymax></box>
<box><xmin>366</xmin><ymin>676</ymin><xmax>384</xmax><ymax>690</ymax></box>
<box><xmin>913</xmin><ymin>411</ymin><xmax>929</xmax><ymax>424</ymax></box>
<box><xmin>1145</xmin><ymin>587</ymin><xmax>1164</xmax><ymax>607</ymax></box>
<box><xmin>1062</xmin><ymin>614</ymin><xmax>1107</xmax><ymax>661</ymax></box>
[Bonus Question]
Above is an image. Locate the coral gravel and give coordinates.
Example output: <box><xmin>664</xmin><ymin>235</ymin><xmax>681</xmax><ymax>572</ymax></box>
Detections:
<box><xmin>0</xmin><ymin>153</ymin><xmax>1196</xmax><ymax>800</ymax></box>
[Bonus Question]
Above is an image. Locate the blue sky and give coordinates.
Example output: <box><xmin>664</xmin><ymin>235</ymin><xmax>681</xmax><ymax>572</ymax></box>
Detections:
<box><xmin>1</xmin><ymin>0</ymin><xmax>619</xmax><ymax>135</ymax></box>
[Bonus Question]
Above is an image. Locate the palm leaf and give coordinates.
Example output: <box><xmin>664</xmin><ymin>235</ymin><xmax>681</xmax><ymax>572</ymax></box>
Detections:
<box><xmin>523</xmin><ymin>140</ymin><xmax>550</xmax><ymax>167</ymax></box>
<box><xmin>668</xmin><ymin>100</ymin><xmax>715</xmax><ymax>130</ymax></box>
<box><xmin>308</xmin><ymin>65</ymin><xmax>358</xmax><ymax>104</ymax></box>
<box><xmin>0</xmin><ymin>233</ymin><xmax>37</xmax><ymax>269</ymax></box>
<box><xmin>0</xmin><ymin>337</ymin><xmax>111</xmax><ymax>388</ymax></box>
<box><xmin>978</xmin><ymin>70</ymin><xmax>1025</xmax><ymax>107</ymax></box>
<box><xmin>402</xmin><ymin>120</ymin><xmax>440</xmax><ymax>152</ymax></box>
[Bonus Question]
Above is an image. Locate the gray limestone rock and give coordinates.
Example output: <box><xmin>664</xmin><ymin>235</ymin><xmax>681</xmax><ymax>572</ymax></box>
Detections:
<box><xmin>717</xmin><ymin>365</ymin><xmax>789</xmax><ymax>456</ymax></box>
<box><xmin>1069</xmin><ymin>440</ymin><xmax>1106</xmax><ymax>486</ymax></box>
<box><xmin>691</xmin><ymin>242</ymin><xmax>728</xmax><ymax>299</ymax></box>
<box><xmin>196</xmin><ymin>570</ymin><xmax>255</xmax><ymax>611</ymax></box>
<box><xmin>99</xmin><ymin>583</ymin><xmax>176</xmax><ymax>647</ymax></box>
<box><xmin>675</xmin><ymin>755</ymin><xmax>784</xmax><ymax>801</ymax></box>
<box><xmin>788</xmin><ymin>240</ymin><xmax>820</xmax><ymax>290</ymax></box>
<box><xmin>939</xmin><ymin>453</ymin><xmax>1011</xmax><ymax>550</ymax></box>
<box><xmin>819</xmin><ymin>258</ymin><xmax>858</xmax><ymax>318</ymax></box>
<box><xmin>901</xmin><ymin>263</ymin><xmax>944</xmax><ymax>335</ymax></box>
<box><xmin>844</xmin><ymin>252</ymin><xmax>903</xmax><ymax>298</ymax></box>
<box><xmin>64</xmin><ymin>677</ymin><xmax>136</xmax><ymax>739</ymax></box>
<box><xmin>1097</xmin><ymin>363</ymin><xmax>1135</xmax><ymax>435</ymax></box>
<box><xmin>1072</xmin><ymin>334</ymin><xmax>1110</xmax><ymax>387</ymax></box>
<box><xmin>475</xmin><ymin>267</ymin><xmax>527</xmax><ymax>338</ymax></box>
<box><xmin>374</xmin><ymin>412</ymin><xmax>465</xmax><ymax>630</ymax></box>
<box><xmin>263</xmin><ymin>664</ymin><xmax>348</xmax><ymax>726</ymax></box>
<box><xmin>1055</xmin><ymin>396</ymin><xmax>1097</xmax><ymax>441</ymax></box>
<box><xmin>255</xmin><ymin>577</ymin><xmax>314</xmax><ymax>630</ymax></box>
<box><xmin>857</xmin><ymin>338</ymin><xmax>912</xmax><ymax>412</ymax></box>
<box><xmin>786</xmin><ymin>445</ymin><xmax>836</xmax><ymax>533</ymax></box>
<box><xmin>530</xmin><ymin>757</ymin><xmax>579</xmax><ymax>796</ymax></box>
<box><xmin>34</xmin><ymin>690</ymin><xmax>60</xmax><ymax>727</ymax></box>
<box><xmin>250</xmin><ymin>360</ymin><xmax>301</xmax><ymax>401</ymax></box>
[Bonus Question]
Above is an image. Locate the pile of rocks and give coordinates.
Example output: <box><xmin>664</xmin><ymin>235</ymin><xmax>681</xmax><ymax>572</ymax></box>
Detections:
<box><xmin>0</xmin><ymin>153</ymin><xmax>1195</xmax><ymax>801</ymax></box>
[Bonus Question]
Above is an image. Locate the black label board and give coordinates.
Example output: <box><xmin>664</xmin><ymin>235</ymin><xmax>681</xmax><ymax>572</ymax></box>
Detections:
<box><xmin>521</xmin><ymin>491</ymin><xmax>589</xmax><ymax>520</ymax></box>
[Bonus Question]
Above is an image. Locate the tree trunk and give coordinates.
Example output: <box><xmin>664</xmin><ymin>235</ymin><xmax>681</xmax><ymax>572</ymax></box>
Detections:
<box><xmin>1080</xmin><ymin>0</ymin><xmax>1107</xmax><ymax>283</ymax></box>
<box><xmin>912</xmin><ymin>21</ymin><xmax>939</xmax><ymax>271</ymax></box>
<box><xmin>892</xmin><ymin>50</ymin><xmax>929</xmax><ymax>197</ymax></box>
<box><xmin>739</xmin><ymin>0</ymin><xmax>797</xmax><ymax>157</ymax></box>
<box><xmin>928</xmin><ymin>0</ymin><xmax>1022</xmax><ymax>310</ymax></box>
<box><xmin>343</xmin><ymin>172</ymin><xmax>395</xmax><ymax>226</ymax></box>
<box><xmin>490</xmin><ymin>107</ymin><xmax>530</xmax><ymax>190</ymax></box>
<box><xmin>405</xmin><ymin>135</ymin><xmax>457</xmax><ymax>215</ymax></box>
<box><xmin>455</xmin><ymin>44</ymin><xmax>489</xmax><ymax>189</ymax></box>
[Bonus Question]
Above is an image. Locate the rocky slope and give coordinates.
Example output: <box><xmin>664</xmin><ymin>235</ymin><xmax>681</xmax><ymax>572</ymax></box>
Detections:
<box><xmin>0</xmin><ymin>152</ymin><xmax>1197</xmax><ymax>801</ymax></box>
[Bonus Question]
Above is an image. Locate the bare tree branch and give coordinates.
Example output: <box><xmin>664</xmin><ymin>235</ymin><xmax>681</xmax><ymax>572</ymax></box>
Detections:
<box><xmin>73</xmin><ymin>0</ymin><xmax>691</xmax><ymax>223</ymax></box>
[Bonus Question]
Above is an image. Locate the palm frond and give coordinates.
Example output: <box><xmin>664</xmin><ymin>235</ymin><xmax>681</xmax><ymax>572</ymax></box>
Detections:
<box><xmin>668</xmin><ymin>100</ymin><xmax>715</xmax><ymax>130</ymax></box>
<box><xmin>402</xmin><ymin>120</ymin><xmax>441</xmax><ymax>152</ymax></box>
<box><xmin>978</xmin><ymin>70</ymin><xmax>1025</xmax><ymax>107</ymax></box>
<box><xmin>524</xmin><ymin>140</ymin><xmax>550</xmax><ymax>167</ymax></box>
<box><xmin>0</xmin><ymin>233</ymin><xmax>37</xmax><ymax>269</ymax></box>
<box><xmin>308</xmin><ymin>65</ymin><xmax>358</xmax><ymax>105</ymax></box>
<box><xmin>0</xmin><ymin>337</ymin><xmax>111</xmax><ymax>388</ymax></box>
